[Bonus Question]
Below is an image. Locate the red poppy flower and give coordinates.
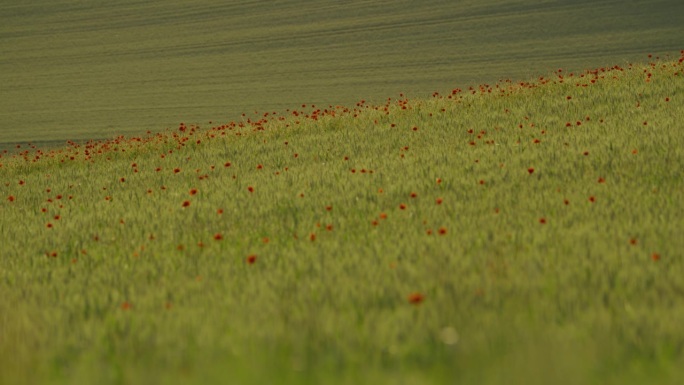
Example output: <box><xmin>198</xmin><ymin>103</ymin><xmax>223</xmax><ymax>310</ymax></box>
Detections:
<box><xmin>407</xmin><ymin>292</ymin><xmax>425</xmax><ymax>305</ymax></box>
<box><xmin>182</xmin><ymin>200</ymin><xmax>191</xmax><ymax>207</ymax></box>
<box><xmin>224</xmin><ymin>162</ymin><xmax>231</xmax><ymax>167</ymax></box>
<box><xmin>410</xmin><ymin>192</ymin><xmax>418</xmax><ymax>198</ymax></box>
<box><xmin>247</xmin><ymin>186</ymin><xmax>254</xmax><ymax>193</ymax></box>
<box><xmin>213</xmin><ymin>233</ymin><xmax>223</xmax><ymax>241</ymax></box>
<box><xmin>7</xmin><ymin>195</ymin><xmax>15</xmax><ymax>202</ymax></box>
<box><xmin>189</xmin><ymin>188</ymin><xmax>198</xmax><ymax>195</ymax></box>
<box><xmin>438</xmin><ymin>227</ymin><xmax>447</xmax><ymax>235</ymax></box>
<box><xmin>246</xmin><ymin>254</ymin><xmax>257</xmax><ymax>264</ymax></box>
<box><xmin>630</xmin><ymin>238</ymin><xmax>637</xmax><ymax>245</ymax></box>
<box><xmin>527</xmin><ymin>168</ymin><xmax>534</xmax><ymax>174</ymax></box>
<box><xmin>174</xmin><ymin>168</ymin><xmax>181</xmax><ymax>173</ymax></box>
<box><xmin>589</xmin><ymin>196</ymin><xmax>596</xmax><ymax>203</ymax></box>
<box><xmin>539</xmin><ymin>218</ymin><xmax>546</xmax><ymax>224</ymax></box>
<box><xmin>399</xmin><ymin>203</ymin><xmax>407</xmax><ymax>210</ymax></box>
<box><xmin>651</xmin><ymin>253</ymin><xmax>660</xmax><ymax>261</ymax></box>
<box><xmin>121</xmin><ymin>301</ymin><xmax>132</xmax><ymax>310</ymax></box>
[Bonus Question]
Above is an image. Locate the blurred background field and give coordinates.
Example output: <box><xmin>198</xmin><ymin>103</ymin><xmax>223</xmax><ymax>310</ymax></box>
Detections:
<box><xmin>1</xmin><ymin>0</ymin><xmax>683</xmax><ymax>146</ymax></box>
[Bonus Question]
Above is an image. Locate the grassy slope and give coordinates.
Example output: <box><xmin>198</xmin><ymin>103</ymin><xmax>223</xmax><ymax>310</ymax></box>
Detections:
<box><xmin>1</xmin><ymin>53</ymin><xmax>684</xmax><ymax>385</ymax></box>
<box><xmin>2</xmin><ymin>0</ymin><xmax>684</xmax><ymax>144</ymax></box>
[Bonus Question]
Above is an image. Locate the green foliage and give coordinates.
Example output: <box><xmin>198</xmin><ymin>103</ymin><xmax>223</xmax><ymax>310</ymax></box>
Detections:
<box><xmin>1</xmin><ymin>55</ymin><xmax>683</xmax><ymax>384</ymax></box>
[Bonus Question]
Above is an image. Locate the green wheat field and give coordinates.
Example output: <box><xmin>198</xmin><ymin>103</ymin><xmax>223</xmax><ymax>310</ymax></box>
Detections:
<box><xmin>2</xmin><ymin>1</ymin><xmax>684</xmax><ymax>385</ymax></box>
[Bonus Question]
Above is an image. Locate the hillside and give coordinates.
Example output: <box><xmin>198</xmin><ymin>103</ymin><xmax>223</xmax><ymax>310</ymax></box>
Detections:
<box><xmin>1</xmin><ymin>52</ymin><xmax>683</xmax><ymax>385</ymax></box>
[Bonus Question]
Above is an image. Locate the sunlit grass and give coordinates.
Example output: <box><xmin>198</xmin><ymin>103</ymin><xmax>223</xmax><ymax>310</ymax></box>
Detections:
<box><xmin>1</xmin><ymin>52</ymin><xmax>683</xmax><ymax>385</ymax></box>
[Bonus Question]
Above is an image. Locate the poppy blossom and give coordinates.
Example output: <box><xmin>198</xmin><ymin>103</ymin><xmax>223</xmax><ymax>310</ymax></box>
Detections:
<box><xmin>539</xmin><ymin>218</ymin><xmax>546</xmax><ymax>224</ymax></box>
<box><xmin>438</xmin><ymin>227</ymin><xmax>447</xmax><ymax>235</ymax></box>
<box><xmin>246</xmin><ymin>254</ymin><xmax>257</xmax><ymax>264</ymax></box>
<box><xmin>213</xmin><ymin>233</ymin><xmax>223</xmax><ymax>241</ymax></box>
<box><xmin>182</xmin><ymin>200</ymin><xmax>191</xmax><ymax>207</ymax></box>
<box><xmin>399</xmin><ymin>203</ymin><xmax>407</xmax><ymax>210</ymax></box>
<box><xmin>121</xmin><ymin>302</ymin><xmax>132</xmax><ymax>310</ymax></box>
<box><xmin>408</xmin><ymin>292</ymin><xmax>425</xmax><ymax>305</ymax></box>
<box><xmin>189</xmin><ymin>188</ymin><xmax>198</xmax><ymax>195</ymax></box>
<box><xmin>7</xmin><ymin>195</ymin><xmax>15</xmax><ymax>202</ymax></box>
<box><xmin>247</xmin><ymin>186</ymin><xmax>254</xmax><ymax>193</ymax></box>
<box><xmin>651</xmin><ymin>253</ymin><xmax>660</xmax><ymax>261</ymax></box>
<box><xmin>173</xmin><ymin>168</ymin><xmax>181</xmax><ymax>173</ymax></box>
<box><xmin>527</xmin><ymin>168</ymin><xmax>534</xmax><ymax>174</ymax></box>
